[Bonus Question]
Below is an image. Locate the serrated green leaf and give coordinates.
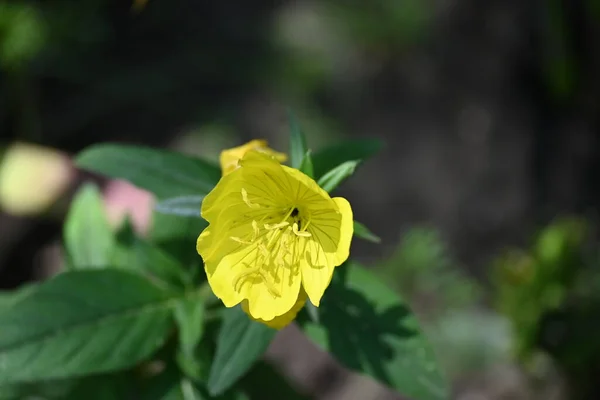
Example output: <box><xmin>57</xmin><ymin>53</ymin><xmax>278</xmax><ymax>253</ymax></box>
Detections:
<box><xmin>63</xmin><ymin>183</ymin><xmax>115</xmax><ymax>269</ymax></box>
<box><xmin>299</xmin><ymin>263</ymin><xmax>448</xmax><ymax>400</ymax></box>
<box><xmin>298</xmin><ymin>150</ymin><xmax>314</xmax><ymax>179</ymax></box>
<box><xmin>112</xmin><ymin>218</ymin><xmax>190</xmax><ymax>289</ymax></box>
<box><xmin>317</xmin><ymin>160</ymin><xmax>359</xmax><ymax>193</ymax></box>
<box><xmin>207</xmin><ymin>307</ymin><xmax>277</xmax><ymax>396</ymax></box>
<box><xmin>0</xmin><ymin>270</ymin><xmax>178</xmax><ymax>384</ymax></box>
<box><xmin>353</xmin><ymin>221</ymin><xmax>381</xmax><ymax>243</ymax></box>
<box><xmin>288</xmin><ymin>110</ymin><xmax>308</xmax><ymax>169</ymax></box>
<box><xmin>312</xmin><ymin>138</ymin><xmax>383</xmax><ymax>179</ymax></box>
<box><xmin>75</xmin><ymin>144</ymin><xmax>221</xmax><ymax>199</ymax></box>
<box><xmin>155</xmin><ymin>196</ymin><xmax>204</xmax><ymax>218</ymax></box>
<box><xmin>174</xmin><ymin>296</ymin><xmax>205</xmax><ymax>356</ymax></box>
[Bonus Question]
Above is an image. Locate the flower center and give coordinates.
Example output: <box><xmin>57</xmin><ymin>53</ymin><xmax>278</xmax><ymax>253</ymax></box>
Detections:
<box><xmin>230</xmin><ymin>188</ymin><xmax>313</xmax><ymax>298</ymax></box>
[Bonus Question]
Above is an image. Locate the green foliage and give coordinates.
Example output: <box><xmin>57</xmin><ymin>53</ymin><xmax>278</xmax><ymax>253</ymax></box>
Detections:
<box><xmin>492</xmin><ymin>217</ymin><xmax>587</xmax><ymax>361</ymax></box>
<box><xmin>0</xmin><ymin>117</ymin><xmax>447</xmax><ymax>400</ymax></box>
<box><xmin>311</xmin><ymin>137</ymin><xmax>383</xmax><ymax>179</ymax></box>
<box><xmin>300</xmin><ymin>262</ymin><xmax>448</xmax><ymax>400</ymax></box>
<box><xmin>317</xmin><ymin>159</ymin><xmax>360</xmax><ymax>193</ymax></box>
<box><xmin>63</xmin><ymin>183</ymin><xmax>115</xmax><ymax>269</ymax></box>
<box><xmin>298</xmin><ymin>150</ymin><xmax>314</xmax><ymax>179</ymax></box>
<box><xmin>0</xmin><ymin>3</ymin><xmax>45</xmax><ymax>70</ymax></box>
<box><xmin>287</xmin><ymin>109</ymin><xmax>308</xmax><ymax>169</ymax></box>
<box><xmin>207</xmin><ymin>307</ymin><xmax>277</xmax><ymax>396</ymax></box>
<box><xmin>381</xmin><ymin>227</ymin><xmax>481</xmax><ymax>313</ymax></box>
<box><xmin>353</xmin><ymin>220</ymin><xmax>381</xmax><ymax>243</ymax></box>
<box><xmin>75</xmin><ymin>144</ymin><xmax>221</xmax><ymax>199</ymax></box>
<box><xmin>0</xmin><ymin>269</ymin><xmax>175</xmax><ymax>384</ymax></box>
<box><xmin>112</xmin><ymin>217</ymin><xmax>191</xmax><ymax>289</ymax></box>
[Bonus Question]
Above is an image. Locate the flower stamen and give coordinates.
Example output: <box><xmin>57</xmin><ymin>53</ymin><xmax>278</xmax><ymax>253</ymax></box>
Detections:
<box><xmin>241</xmin><ymin>188</ymin><xmax>260</xmax><ymax>209</ymax></box>
<box><xmin>265</xmin><ymin>221</ymin><xmax>289</xmax><ymax>230</ymax></box>
<box><xmin>230</xmin><ymin>236</ymin><xmax>253</xmax><ymax>245</ymax></box>
<box><xmin>293</xmin><ymin>222</ymin><xmax>311</xmax><ymax>237</ymax></box>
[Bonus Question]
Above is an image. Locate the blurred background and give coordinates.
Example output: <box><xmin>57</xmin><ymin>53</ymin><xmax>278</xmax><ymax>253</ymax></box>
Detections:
<box><xmin>1</xmin><ymin>0</ymin><xmax>600</xmax><ymax>399</ymax></box>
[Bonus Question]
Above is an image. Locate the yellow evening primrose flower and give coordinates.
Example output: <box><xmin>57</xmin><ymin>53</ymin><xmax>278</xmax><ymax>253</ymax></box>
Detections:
<box><xmin>197</xmin><ymin>151</ymin><xmax>353</xmax><ymax>328</ymax></box>
<box><xmin>219</xmin><ymin>139</ymin><xmax>287</xmax><ymax>176</ymax></box>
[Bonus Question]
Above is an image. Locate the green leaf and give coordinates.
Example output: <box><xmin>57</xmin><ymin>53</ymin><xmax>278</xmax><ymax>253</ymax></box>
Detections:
<box><xmin>63</xmin><ymin>183</ymin><xmax>115</xmax><ymax>269</ymax></box>
<box><xmin>239</xmin><ymin>361</ymin><xmax>309</xmax><ymax>400</ymax></box>
<box><xmin>174</xmin><ymin>295</ymin><xmax>205</xmax><ymax>356</ymax></box>
<box><xmin>112</xmin><ymin>218</ymin><xmax>190</xmax><ymax>289</ymax></box>
<box><xmin>207</xmin><ymin>307</ymin><xmax>277</xmax><ymax>396</ymax></box>
<box><xmin>0</xmin><ymin>379</ymin><xmax>75</xmax><ymax>400</ymax></box>
<box><xmin>288</xmin><ymin>110</ymin><xmax>308</xmax><ymax>169</ymax></box>
<box><xmin>149</xmin><ymin>212</ymin><xmax>207</xmax><ymax>276</ymax></box>
<box><xmin>304</xmin><ymin>302</ymin><xmax>319</xmax><ymax>323</ymax></box>
<box><xmin>312</xmin><ymin>138</ymin><xmax>383</xmax><ymax>179</ymax></box>
<box><xmin>75</xmin><ymin>144</ymin><xmax>221</xmax><ymax>199</ymax></box>
<box><xmin>65</xmin><ymin>374</ymin><xmax>132</xmax><ymax>400</ymax></box>
<box><xmin>353</xmin><ymin>221</ymin><xmax>381</xmax><ymax>243</ymax></box>
<box><xmin>155</xmin><ymin>196</ymin><xmax>204</xmax><ymax>218</ymax></box>
<box><xmin>299</xmin><ymin>263</ymin><xmax>448</xmax><ymax>400</ymax></box>
<box><xmin>0</xmin><ymin>284</ymin><xmax>37</xmax><ymax>310</ymax></box>
<box><xmin>140</xmin><ymin>365</ymin><xmax>203</xmax><ymax>400</ymax></box>
<box><xmin>298</xmin><ymin>150</ymin><xmax>314</xmax><ymax>179</ymax></box>
<box><xmin>317</xmin><ymin>160</ymin><xmax>359</xmax><ymax>193</ymax></box>
<box><xmin>0</xmin><ymin>269</ymin><xmax>178</xmax><ymax>384</ymax></box>
<box><xmin>141</xmin><ymin>362</ymin><xmax>248</xmax><ymax>400</ymax></box>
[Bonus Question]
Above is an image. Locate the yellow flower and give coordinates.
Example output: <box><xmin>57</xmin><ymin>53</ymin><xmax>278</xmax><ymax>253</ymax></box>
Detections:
<box><xmin>219</xmin><ymin>139</ymin><xmax>287</xmax><ymax>176</ymax></box>
<box><xmin>197</xmin><ymin>151</ymin><xmax>353</xmax><ymax>328</ymax></box>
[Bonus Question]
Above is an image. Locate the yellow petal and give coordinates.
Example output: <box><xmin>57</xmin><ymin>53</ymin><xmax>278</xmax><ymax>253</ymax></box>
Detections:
<box><xmin>198</xmin><ymin>217</ymin><xmax>302</xmax><ymax>318</ymax></box>
<box><xmin>331</xmin><ymin>197</ymin><xmax>354</xmax><ymax>265</ymax></box>
<box><xmin>242</xmin><ymin>288</ymin><xmax>307</xmax><ymax>329</ymax></box>
<box><xmin>299</xmin><ymin>197</ymin><xmax>353</xmax><ymax>306</ymax></box>
<box><xmin>299</xmin><ymin>240</ymin><xmax>333</xmax><ymax>307</ymax></box>
<box><xmin>243</xmin><ymin>256</ymin><xmax>302</xmax><ymax>321</ymax></box>
<box><xmin>220</xmin><ymin>140</ymin><xmax>287</xmax><ymax>176</ymax></box>
<box><xmin>200</xmin><ymin>169</ymin><xmax>245</xmax><ymax>222</ymax></box>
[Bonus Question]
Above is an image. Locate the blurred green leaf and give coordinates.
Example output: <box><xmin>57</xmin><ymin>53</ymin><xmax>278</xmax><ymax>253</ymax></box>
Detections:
<box><xmin>429</xmin><ymin>310</ymin><xmax>512</xmax><ymax>380</ymax></box>
<box><xmin>317</xmin><ymin>160</ymin><xmax>359</xmax><ymax>193</ymax></box>
<box><xmin>0</xmin><ymin>379</ymin><xmax>75</xmax><ymax>400</ymax></box>
<box><xmin>239</xmin><ymin>361</ymin><xmax>309</xmax><ymax>400</ymax></box>
<box><xmin>299</xmin><ymin>150</ymin><xmax>314</xmax><ymax>179</ymax></box>
<box><xmin>300</xmin><ymin>262</ymin><xmax>448</xmax><ymax>400</ymax></box>
<box><xmin>112</xmin><ymin>218</ymin><xmax>190</xmax><ymax>289</ymax></box>
<box><xmin>0</xmin><ymin>270</ymin><xmax>177</xmax><ymax>384</ymax></box>
<box><xmin>149</xmin><ymin>212</ymin><xmax>207</xmax><ymax>273</ymax></box>
<box><xmin>174</xmin><ymin>295</ymin><xmax>205</xmax><ymax>357</ymax></box>
<box><xmin>207</xmin><ymin>307</ymin><xmax>276</xmax><ymax>396</ymax></box>
<box><xmin>142</xmin><ymin>373</ymin><xmax>204</xmax><ymax>400</ymax></box>
<box><xmin>0</xmin><ymin>4</ymin><xmax>45</xmax><ymax>69</ymax></box>
<box><xmin>143</xmin><ymin>359</ymin><xmax>251</xmax><ymax>400</ymax></box>
<box><xmin>63</xmin><ymin>183</ymin><xmax>115</xmax><ymax>269</ymax></box>
<box><xmin>312</xmin><ymin>138</ymin><xmax>383</xmax><ymax>179</ymax></box>
<box><xmin>75</xmin><ymin>144</ymin><xmax>221</xmax><ymax>199</ymax></box>
<box><xmin>0</xmin><ymin>284</ymin><xmax>37</xmax><ymax>310</ymax></box>
<box><xmin>305</xmin><ymin>302</ymin><xmax>319</xmax><ymax>323</ymax></box>
<box><xmin>155</xmin><ymin>196</ymin><xmax>204</xmax><ymax>218</ymax></box>
<box><xmin>64</xmin><ymin>374</ymin><xmax>132</xmax><ymax>400</ymax></box>
<box><xmin>288</xmin><ymin>110</ymin><xmax>308</xmax><ymax>169</ymax></box>
<box><xmin>353</xmin><ymin>221</ymin><xmax>381</xmax><ymax>243</ymax></box>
